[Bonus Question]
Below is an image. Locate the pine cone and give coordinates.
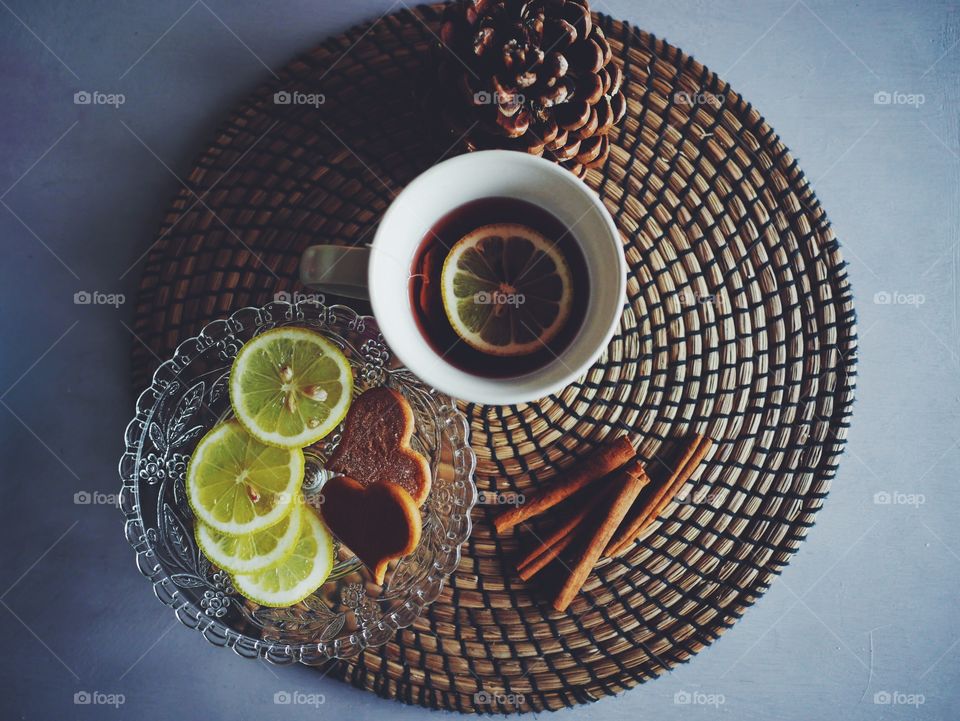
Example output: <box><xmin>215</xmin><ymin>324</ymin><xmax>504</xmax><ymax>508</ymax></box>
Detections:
<box><xmin>435</xmin><ymin>0</ymin><xmax>626</xmax><ymax>177</ymax></box>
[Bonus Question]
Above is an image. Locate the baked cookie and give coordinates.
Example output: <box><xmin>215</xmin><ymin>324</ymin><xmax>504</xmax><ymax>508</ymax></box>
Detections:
<box><xmin>327</xmin><ymin>387</ymin><xmax>432</xmax><ymax>505</ymax></box>
<box><xmin>318</xmin><ymin>475</ymin><xmax>421</xmax><ymax>585</ymax></box>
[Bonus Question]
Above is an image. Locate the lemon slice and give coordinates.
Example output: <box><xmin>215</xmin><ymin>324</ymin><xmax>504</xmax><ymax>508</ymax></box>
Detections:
<box><xmin>195</xmin><ymin>500</ymin><xmax>304</xmax><ymax>574</ymax></box>
<box><xmin>440</xmin><ymin>223</ymin><xmax>574</xmax><ymax>356</ymax></box>
<box><xmin>232</xmin><ymin>507</ymin><xmax>334</xmax><ymax>607</ymax></box>
<box><xmin>186</xmin><ymin>421</ymin><xmax>303</xmax><ymax>535</ymax></box>
<box><xmin>229</xmin><ymin>327</ymin><xmax>353</xmax><ymax>449</ymax></box>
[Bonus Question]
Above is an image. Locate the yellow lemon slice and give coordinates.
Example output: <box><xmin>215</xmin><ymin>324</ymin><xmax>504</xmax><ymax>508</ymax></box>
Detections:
<box><xmin>232</xmin><ymin>507</ymin><xmax>334</xmax><ymax>607</ymax></box>
<box><xmin>440</xmin><ymin>223</ymin><xmax>574</xmax><ymax>356</ymax></box>
<box><xmin>195</xmin><ymin>499</ymin><xmax>304</xmax><ymax>574</ymax></box>
<box><xmin>229</xmin><ymin>327</ymin><xmax>353</xmax><ymax>449</ymax></box>
<box><xmin>186</xmin><ymin>421</ymin><xmax>303</xmax><ymax>535</ymax></box>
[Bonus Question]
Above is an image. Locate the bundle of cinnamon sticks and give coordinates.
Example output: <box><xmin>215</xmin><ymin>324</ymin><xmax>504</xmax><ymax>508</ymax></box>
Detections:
<box><xmin>496</xmin><ymin>434</ymin><xmax>713</xmax><ymax>612</ymax></box>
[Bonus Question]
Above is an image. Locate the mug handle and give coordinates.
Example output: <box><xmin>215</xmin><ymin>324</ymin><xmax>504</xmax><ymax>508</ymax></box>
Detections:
<box><xmin>299</xmin><ymin>245</ymin><xmax>370</xmax><ymax>300</ymax></box>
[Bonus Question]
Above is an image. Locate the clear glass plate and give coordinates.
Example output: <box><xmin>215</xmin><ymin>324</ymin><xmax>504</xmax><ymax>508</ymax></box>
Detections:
<box><xmin>119</xmin><ymin>299</ymin><xmax>477</xmax><ymax>661</ymax></box>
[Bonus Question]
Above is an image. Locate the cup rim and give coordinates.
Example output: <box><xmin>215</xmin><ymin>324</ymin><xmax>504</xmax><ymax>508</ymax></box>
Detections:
<box><xmin>370</xmin><ymin>150</ymin><xmax>626</xmax><ymax>405</ymax></box>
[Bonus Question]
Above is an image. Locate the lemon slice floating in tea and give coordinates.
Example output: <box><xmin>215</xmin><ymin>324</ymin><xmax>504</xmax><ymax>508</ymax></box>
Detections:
<box><xmin>229</xmin><ymin>327</ymin><xmax>353</xmax><ymax>448</ymax></box>
<box><xmin>440</xmin><ymin>223</ymin><xmax>574</xmax><ymax>356</ymax></box>
<box><xmin>195</xmin><ymin>498</ymin><xmax>304</xmax><ymax>574</ymax></box>
<box><xmin>186</xmin><ymin>420</ymin><xmax>304</xmax><ymax>535</ymax></box>
<box><xmin>232</xmin><ymin>506</ymin><xmax>334</xmax><ymax>607</ymax></box>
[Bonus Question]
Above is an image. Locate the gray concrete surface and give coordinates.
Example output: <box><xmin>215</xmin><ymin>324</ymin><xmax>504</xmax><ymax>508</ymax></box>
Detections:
<box><xmin>0</xmin><ymin>0</ymin><xmax>958</xmax><ymax>719</ymax></box>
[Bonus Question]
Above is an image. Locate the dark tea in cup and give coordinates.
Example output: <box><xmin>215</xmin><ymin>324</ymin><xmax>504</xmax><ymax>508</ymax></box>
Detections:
<box><xmin>409</xmin><ymin>197</ymin><xmax>590</xmax><ymax>378</ymax></box>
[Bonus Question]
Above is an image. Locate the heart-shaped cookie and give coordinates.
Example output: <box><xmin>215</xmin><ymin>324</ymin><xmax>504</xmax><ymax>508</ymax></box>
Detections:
<box><xmin>327</xmin><ymin>387</ymin><xmax>431</xmax><ymax>505</ymax></box>
<box><xmin>318</xmin><ymin>474</ymin><xmax>421</xmax><ymax>585</ymax></box>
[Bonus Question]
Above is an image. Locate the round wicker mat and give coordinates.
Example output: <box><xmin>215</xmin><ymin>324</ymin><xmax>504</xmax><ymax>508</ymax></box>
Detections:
<box><xmin>130</xmin><ymin>4</ymin><xmax>857</xmax><ymax>713</ymax></box>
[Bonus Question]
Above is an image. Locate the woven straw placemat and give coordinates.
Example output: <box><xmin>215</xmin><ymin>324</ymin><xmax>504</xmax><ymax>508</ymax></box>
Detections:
<box><xmin>129</xmin><ymin>3</ymin><xmax>857</xmax><ymax>713</ymax></box>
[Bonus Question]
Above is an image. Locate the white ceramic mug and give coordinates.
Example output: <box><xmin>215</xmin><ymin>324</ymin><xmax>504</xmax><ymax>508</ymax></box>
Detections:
<box><xmin>300</xmin><ymin>150</ymin><xmax>626</xmax><ymax>405</ymax></box>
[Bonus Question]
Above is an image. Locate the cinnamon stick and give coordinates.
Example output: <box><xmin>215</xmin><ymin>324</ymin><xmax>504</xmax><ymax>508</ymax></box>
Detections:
<box><xmin>516</xmin><ymin>481</ymin><xmax>619</xmax><ymax>581</ymax></box>
<box><xmin>605</xmin><ymin>435</ymin><xmax>713</xmax><ymax>557</ymax></box>
<box><xmin>493</xmin><ymin>435</ymin><xmax>635</xmax><ymax>534</ymax></box>
<box><xmin>518</xmin><ymin>529</ymin><xmax>577</xmax><ymax>581</ymax></box>
<box><xmin>552</xmin><ymin>464</ymin><xmax>650</xmax><ymax>612</ymax></box>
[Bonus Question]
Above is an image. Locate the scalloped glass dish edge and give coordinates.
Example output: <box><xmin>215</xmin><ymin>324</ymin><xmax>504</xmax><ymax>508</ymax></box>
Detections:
<box><xmin>118</xmin><ymin>300</ymin><xmax>478</xmax><ymax>662</ymax></box>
